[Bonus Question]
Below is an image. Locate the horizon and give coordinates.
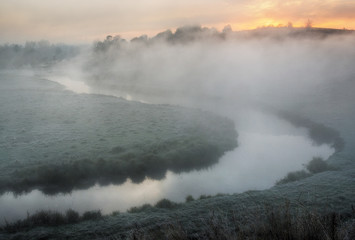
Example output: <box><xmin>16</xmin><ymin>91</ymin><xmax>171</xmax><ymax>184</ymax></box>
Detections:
<box><xmin>0</xmin><ymin>25</ymin><xmax>354</xmax><ymax>46</ymax></box>
<box><xmin>1</xmin><ymin>0</ymin><xmax>355</xmax><ymax>44</ymax></box>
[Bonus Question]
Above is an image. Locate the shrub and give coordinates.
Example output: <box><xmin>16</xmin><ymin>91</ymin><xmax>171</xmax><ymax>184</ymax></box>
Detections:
<box><xmin>306</xmin><ymin>157</ymin><xmax>331</xmax><ymax>174</ymax></box>
<box><xmin>128</xmin><ymin>204</ymin><xmax>153</xmax><ymax>213</ymax></box>
<box><xmin>276</xmin><ymin>170</ymin><xmax>312</xmax><ymax>185</ymax></box>
<box><xmin>155</xmin><ymin>199</ymin><xmax>178</xmax><ymax>209</ymax></box>
<box><xmin>185</xmin><ymin>195</ymin><xmax>194</xmax><ymax>203</ymax></box>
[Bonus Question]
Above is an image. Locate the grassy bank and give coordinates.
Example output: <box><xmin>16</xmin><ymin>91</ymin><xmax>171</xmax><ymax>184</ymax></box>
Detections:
<box><xmin>0</xmin><ymin>73</ymin><xmax>237</xmax><ymax>195</ymax></box>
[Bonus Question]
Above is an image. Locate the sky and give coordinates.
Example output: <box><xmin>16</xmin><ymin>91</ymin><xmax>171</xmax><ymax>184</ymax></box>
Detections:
<box><xmin>0</xmin><ymin>0</ymin><xmax>354</xmax><ymax>43</ymax></box>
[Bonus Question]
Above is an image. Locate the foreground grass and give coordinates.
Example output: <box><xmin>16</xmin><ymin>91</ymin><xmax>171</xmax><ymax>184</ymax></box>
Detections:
<box><xmin>122</xmin><ymin>204</ymin><xmax>355</xmax><ymax>240</ymax></box>
<box><xmin>6</xmin><ymin>204</ymin><xmax>353</xmax><ymax>240</ymax></box>
<box><xmin>2</xmin><ymin>196</ymin><xmax>355</xmax><ymax>240</ymax></box>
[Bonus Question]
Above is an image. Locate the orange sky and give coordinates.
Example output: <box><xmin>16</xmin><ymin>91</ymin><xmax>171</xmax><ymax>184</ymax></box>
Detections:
<box><xmin>0</xmin><ymin>0</ymin><xmax>354</xmax><ymax>43</ymax></box>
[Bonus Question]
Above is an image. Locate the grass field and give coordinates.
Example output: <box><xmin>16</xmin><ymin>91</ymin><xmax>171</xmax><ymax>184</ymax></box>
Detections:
<box><xmin>0</xmin><ymin>72</ymin><xmax>237</xmax><ymax>195</ymax></box>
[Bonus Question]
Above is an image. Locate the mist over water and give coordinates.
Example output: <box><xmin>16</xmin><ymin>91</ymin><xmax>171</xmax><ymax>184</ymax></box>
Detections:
<box><xmin>0</xmin><ymin>109</ymin><xmax>333</xmax><ymax>222</ymax></box>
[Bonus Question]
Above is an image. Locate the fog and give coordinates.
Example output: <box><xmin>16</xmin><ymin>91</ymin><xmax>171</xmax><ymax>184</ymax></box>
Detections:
<box><xmin>54</xmin><ymin>27</ymin><xmax>355</xmax><ymax>115</ymax></box>
<box><xmin>48</xmin><ymin>27</ymin><xmax>355</xmax><ymax>148</ymax></box>
<box><xmin>0</xmin><ymin>41</ymin><xmax>80</xmax><ymax>69</ymax></box>
<box><xmin>1</xmin><ymin>26</ymin><xmax>354</xmax><ymax>222</ymax></box>
<box><xmin>44</xmin><ymin>26</ymin><xmax>354</xmax><ymax>191</ymax></box>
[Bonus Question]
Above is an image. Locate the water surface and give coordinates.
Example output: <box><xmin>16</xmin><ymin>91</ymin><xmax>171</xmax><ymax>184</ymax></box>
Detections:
<box><xmin>0</xmin><ymin>109</ymin><xmax>334</xmax><ymax>223</ymax></box>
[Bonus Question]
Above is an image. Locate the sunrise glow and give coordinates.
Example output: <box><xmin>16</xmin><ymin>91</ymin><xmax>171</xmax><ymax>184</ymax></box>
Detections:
<box><xmin>0</xmin><ymin>0</ymin><xmax>354</xmax><ymax>43</ymax></box>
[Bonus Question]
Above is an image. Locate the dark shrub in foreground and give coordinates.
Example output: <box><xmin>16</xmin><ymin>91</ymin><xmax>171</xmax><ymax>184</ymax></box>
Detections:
<box><xmin>128</xmin><ymin>204</ymin><xmax>153</xmax><ymax>213</ymax></box>
<box><xmin>306</xmin><ymin>157</ymin><xmax>333</xmax><ymax>174</ymax></box>
<box><xmin>185</xmin><ymin>195</ymin><xmax>194</xmax><ymax>202</ymax></box>
<box><xmin>155</xmin><ymin>199</ymin><xmax>178</xmax><ymax>209</ymax></box>
<box><xmin>128</xmin><ymin>199</ymin><xmax>179</xmax><ymax>213</ymax></box>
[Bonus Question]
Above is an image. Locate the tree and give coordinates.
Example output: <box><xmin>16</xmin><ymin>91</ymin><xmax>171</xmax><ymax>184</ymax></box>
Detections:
<box><xmin>222</xmin><ymin>25</ymin><xmax>232</xmax><ymax>34</ymax></box>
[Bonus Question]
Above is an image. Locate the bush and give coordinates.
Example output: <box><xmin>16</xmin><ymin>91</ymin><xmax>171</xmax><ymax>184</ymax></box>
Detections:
<box><xmin>155</xmin><ymin>199</ymin><xmax>178</xmax><ymax>209</ymax></box>
<box><xmin>185</xmin><ymin>195</ymin><xmax>194</xmax><ymax>202</ymax></box>
<box><xmin>276</xmin><ymin>170</ymin><xmax>312</xmax><ymax>185</ymax></box>
<box><xmin>128</xmin><ymin>204</ymin><xmax>153</xmax><ymax>213</ymax></box>
<box><xmin>306</xmin><ymin>157</ymin><xmax>332</xmax><ymax>174</ymax></box>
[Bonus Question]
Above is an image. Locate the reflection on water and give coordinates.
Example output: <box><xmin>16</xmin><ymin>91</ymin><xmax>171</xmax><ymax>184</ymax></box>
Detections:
<box><xmin>0</xmin><ymin>110</ymin><xmax>334</xmax><ymax>223</ymax></box>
